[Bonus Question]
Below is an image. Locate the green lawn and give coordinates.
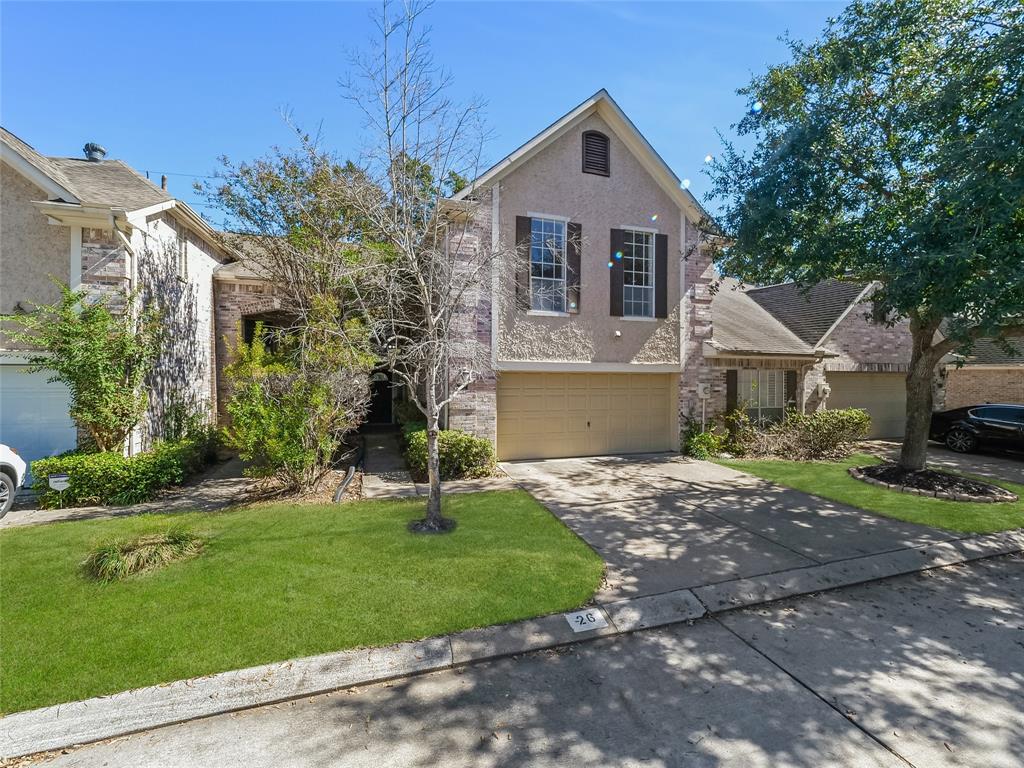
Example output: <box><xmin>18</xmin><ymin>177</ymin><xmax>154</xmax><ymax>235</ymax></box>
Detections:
<box><xmin>718</xmin><ymin>453</ymin><xmax>1024</xmax><ymax>534</ymax></box>
<box><xmin>0</xmin><ymin>491</ymin><xmax>603</xmax><ymax>714</ymax></box>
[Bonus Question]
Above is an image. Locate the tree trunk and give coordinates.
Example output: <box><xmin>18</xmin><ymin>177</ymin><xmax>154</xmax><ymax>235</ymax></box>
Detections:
<box><xmin>409</xmin><ymin>369</ymin><xmax>454</xmax><ymax>533</ymax></box>
<box><xmin>898</xmin><ymin>323</ymin><xmax>938</xmax><ymax>472</ymax></box>
<box><xmin>425</xmin><ymin>412</ymin><xmax>443</xmax><ymax>525</ymax></box>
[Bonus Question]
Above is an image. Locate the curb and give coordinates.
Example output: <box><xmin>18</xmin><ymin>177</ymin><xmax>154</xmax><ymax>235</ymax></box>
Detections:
<box><xmin>2</xmin><ymin>529</ymin><xmax>1022</xmax><ymax>759</ymax></box>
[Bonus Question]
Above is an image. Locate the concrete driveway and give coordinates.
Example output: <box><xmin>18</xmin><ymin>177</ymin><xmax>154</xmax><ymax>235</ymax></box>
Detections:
<box><xmin>501</xmin><ymin>454</ymin><xmax>957</xmax><ymax>601</ymax></box>
<box><xmin>867</xmin><ymin>441</ymin><xmax>1024</xmax><ymax>485</ymax></box>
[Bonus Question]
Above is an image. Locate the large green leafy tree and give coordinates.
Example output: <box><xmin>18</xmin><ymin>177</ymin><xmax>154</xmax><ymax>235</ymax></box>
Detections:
<box><xmin>707</xmin><ymin>0</ymin><xmax>1023</xmax><ymax>470</ymax></box>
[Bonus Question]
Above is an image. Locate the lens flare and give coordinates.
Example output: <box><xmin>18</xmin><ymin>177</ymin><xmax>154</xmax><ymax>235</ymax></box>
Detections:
<box><xmin>704</xmin><ymin>154</ymin><xmax>713</xmax><ymax>164</ymax></box>
<box><xmin>682</xmin><ymin>179</ymin><xmax>691</xmax><ymax>189</ymax></box>
<box><xmin>650</xmin><ymin>214</ymin><xmax>658</xmax><ymax>222</ymax></box>
<box><xmin>607</xmin><ymin>261</ymin><xmax>614</xmax><ymax>268</ymax></box>
<box><xmin>751</xmin><ymin>101</ymin><xmax>764</xmax><ymax>114</ymax></box>
<box><xmin>614</xmin><ymin>251</ymin><xmax>623</xmax><ymax>260</ymax></box>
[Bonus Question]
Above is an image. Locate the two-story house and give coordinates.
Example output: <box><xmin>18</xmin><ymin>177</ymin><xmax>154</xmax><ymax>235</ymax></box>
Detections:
<box><xmin>441</xmin><ymin>90</ymin><xmax>925</xmax><ymax>459</ymax></box>
<box><xmin>0</xmin><ymin>128</ymin><xmax>234</xmax><ymax>467</ymax></box>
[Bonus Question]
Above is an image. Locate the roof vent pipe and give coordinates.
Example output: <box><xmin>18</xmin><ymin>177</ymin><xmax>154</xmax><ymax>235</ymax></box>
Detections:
<box><xmin>83</xmin><ymin>142</ymin><xmax>106</xmax><ymax>162</ymax></box>
<box><xmin>161</xmin><ymin>174</ymin><xmax>168</xmax><ymax>190</ymax></box>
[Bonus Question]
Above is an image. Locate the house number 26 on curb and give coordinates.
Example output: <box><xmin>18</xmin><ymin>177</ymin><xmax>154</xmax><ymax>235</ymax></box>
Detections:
<box><xmin>564</xmin><ymin>609</ymin><xmax>609</xmax><ymax>633</ymax></box>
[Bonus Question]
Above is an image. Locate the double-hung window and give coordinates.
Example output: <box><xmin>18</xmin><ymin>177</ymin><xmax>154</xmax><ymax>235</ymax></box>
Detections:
<box><xmin>738</xmin><ymin>369</ymin><xmax>786</xmax><ymax>424</ymax></box>
<box><xmin>530</xmin><ymin>217</ymin><xmax>567</xmax><ymax>312</ymax></box>
<box><xmin>622</xmin><ymin>229</ymin><xmax>654</xmax><ymax>317</ymax></box>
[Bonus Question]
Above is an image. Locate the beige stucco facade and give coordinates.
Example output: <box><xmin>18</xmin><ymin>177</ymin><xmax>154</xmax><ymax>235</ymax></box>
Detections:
<box><xmin>494</xmin><ymin>113</ymin><xmax>682</xmax><ymax>366</ymax></box>
<box><xmin>0</xmin><ymin>162</ymin><xmax>70</xmax><ymax>322</ymax></box>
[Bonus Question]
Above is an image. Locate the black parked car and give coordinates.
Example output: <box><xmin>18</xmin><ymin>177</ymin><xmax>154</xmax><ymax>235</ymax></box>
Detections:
<box><xmin>929</xmin><ymin>404</ymin><xmax>1024</xmax><ymax>454</ymax></box>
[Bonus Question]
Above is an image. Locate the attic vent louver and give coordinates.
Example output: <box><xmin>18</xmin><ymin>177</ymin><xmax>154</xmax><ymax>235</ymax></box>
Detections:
<box><xmin>582</xmin><ymin>131</ymin><xmax>610</xmax><ymax>176</ymax></box>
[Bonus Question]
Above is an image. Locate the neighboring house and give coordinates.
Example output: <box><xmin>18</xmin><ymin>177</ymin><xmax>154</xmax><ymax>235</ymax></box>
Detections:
<box><xmin>0</xmin><ymin>127</ymin><xmax>234</xmax><ymax>467</ymax></box>
<box><xmin>441</xmin><ymin>90</ymin><xmax>924</xmax><ymax>459</ymax></box>
<box><xmin>937</xmin><ymin>335</ymin><xmax>1024</xmax><ymax>410</ymax></box>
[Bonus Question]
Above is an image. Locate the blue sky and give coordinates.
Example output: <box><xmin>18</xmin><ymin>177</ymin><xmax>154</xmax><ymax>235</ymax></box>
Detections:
<box><xmin>1</xmin><ymin>1</ymin><xmax>844</xmax><ymax>222</ymax></box>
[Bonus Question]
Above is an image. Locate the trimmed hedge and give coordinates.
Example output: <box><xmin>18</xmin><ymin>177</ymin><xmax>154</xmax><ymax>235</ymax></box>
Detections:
<box><xmin>30</xmin><ymin>433</ymin><xmax>216</xmax><ymax>508</ymax></box>
<box><xmin>404</xmin><ymin>427</ymin><xmax>496</xmax><ymax>480</ymax></box>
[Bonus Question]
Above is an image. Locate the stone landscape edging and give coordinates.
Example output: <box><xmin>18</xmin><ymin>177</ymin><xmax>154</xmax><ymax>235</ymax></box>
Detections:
<box><xmin>848</xmin><ymin>466</ymin><xmax>1019</xmax><ymax>503</ymax></box>
<box><xmin>3</xmin><ymin>528</ymin><xmax>1023</xmax><ymax>760</ymax></box>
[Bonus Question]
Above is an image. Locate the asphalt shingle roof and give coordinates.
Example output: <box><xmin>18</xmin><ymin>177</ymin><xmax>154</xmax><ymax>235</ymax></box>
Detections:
<box><xmin>957</xmin><ymin>334</ymin><xmax>1024</xmax><ymax>365</ymax></box>
<box><xmin>47</xmin><ymin>157</ymin><xmax>170</xmax><ymax>210</ymax></box>
<box><xmin>745</xmin><ymin>279</ymin><xmax>868</xmax><ymax>346</ymax></box>
<box><xmin>710</xmin><ymin>278</ymin><xmax>819</xmax><ymax>357</ymax></box>
<box><xmin>2</xmin><ymin>127</ymin><xmax>171</xmax><ymax>211</ymax></box>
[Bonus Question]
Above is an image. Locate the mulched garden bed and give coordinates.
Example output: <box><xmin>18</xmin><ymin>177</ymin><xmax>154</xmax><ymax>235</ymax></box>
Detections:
<box><xmin>849</xmin><ymin>463</ymin><xmax>1018</xmax><ymax>503</ymax></box>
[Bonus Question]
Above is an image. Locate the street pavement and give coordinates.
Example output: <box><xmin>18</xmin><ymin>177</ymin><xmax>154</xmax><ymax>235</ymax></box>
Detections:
<box><xmin>31</xmin><ymin>553</ymin><xmax>1023</xmax><ymax>768</ymax></box>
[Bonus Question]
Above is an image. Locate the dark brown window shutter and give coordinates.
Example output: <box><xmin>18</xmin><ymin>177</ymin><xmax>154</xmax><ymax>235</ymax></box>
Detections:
<box><xmin>515</xmin><ymin>216</ymin><xmax>531</xmax><ymax>311</ymax></box>
<box><xmin>566</xmin><ymin>221</ymin><xmax>582</xmax><ymax>314</ymax></box>
<box><xmin>654</xmin><ymin>233</ymin><xmax>668</xmax><ymax>318</ymax></box>
<box><xmin>784</xmin><ymin>370</ymin><xmax>798</xmax><ymax>408</ymax></box>
<box><xmin>582</xmin><ymin>131</ymin><xmax>610</xmax><ymax>176</ymax></box>
<box><xmin>726</xmin><ymin>370</ymin><xmax>738</xmax><ymax>412</ymax></box>
<box><xmin>609</xmin><ymin>228</ymin><xmax>624</xmax><ymax>317</ymax></box>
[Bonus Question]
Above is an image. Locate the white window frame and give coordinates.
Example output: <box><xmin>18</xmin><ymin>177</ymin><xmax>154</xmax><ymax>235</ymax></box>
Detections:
<box><xmin>738</xmin><ymin>368</ymin><xmax>786</xmax><ymax>423</ymax></box>
<box><xmin>620</xmin><ymin>225</ymin><xmax>656</xmax><ymax>319</ymax></box>
<box><xmin>527</xmin><ymin>213</ymin><xmax>570</xmax><ymax>315</ymax></box>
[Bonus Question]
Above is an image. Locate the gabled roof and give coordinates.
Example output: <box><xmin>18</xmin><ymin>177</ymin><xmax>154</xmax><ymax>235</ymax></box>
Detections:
<box><xmin>709</xmin><ymin>278</ymin><xmax>823</xmax><ymax>358</ymax></box>
<box><xmin>2</xmin><ymin>126</ymin><xmax>172</xmax><ymax>209</ymax></box>
<box><xmin>452</xmin><ymin>89</ymin><xmax>713</xmax><ymax>226</ymax></box>
<box><xmin>2</xmin><ymin>126</ymin><xmax>232</xmax><ymax>262</ymax></box>
<box><xmin>47</xmin><ymin>157</ymin><xmax>170</xmax><ymax>210</ymax></box>
<box><xmin>954</xmin><ymin>334</ymin><xmax>1024</xmax><ymax>366</ymax></box>
<box><xmin>746</xmin><ymin>279</ymin><xmax>870</xmax><ymax>347</ymax></box>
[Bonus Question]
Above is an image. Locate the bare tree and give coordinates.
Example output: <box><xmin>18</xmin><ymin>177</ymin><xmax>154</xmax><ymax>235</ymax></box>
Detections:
<box><xmin>343</xmin><ymin>0</ymin><xmax>513</xmax><ymax>532</ymax></box>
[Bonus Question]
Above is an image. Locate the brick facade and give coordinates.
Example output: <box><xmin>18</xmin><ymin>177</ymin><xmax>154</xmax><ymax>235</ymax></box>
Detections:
<box><xmin>445</xmin><ymin>187</ymin><xmax>497</xmax><ymax>444</ymax></box>
<box><xmin>212</xmin><ymin>277</ymin><xmax>278</xmax><ymax>421</ymax></box>
<box><xmin>942</xmin><ymin>367</ymin><xmax>1024</xmax><ymax>409</ymax></box>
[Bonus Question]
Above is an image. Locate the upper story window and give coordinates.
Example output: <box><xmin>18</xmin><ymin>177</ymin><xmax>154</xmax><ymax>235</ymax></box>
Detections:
<box><xmin>622</xmin><ymin>229</ymin><xmax>654</xmax><ymax>317</ymax></box>
<box><xmin>530</xmin><ymin>217</ymin><xmax>566</xmax><ymax>312</ymax></box>
<box><xmin>582</xmin><ymin>131</ymin><xmax>610</xmax><ymax>176</ymax></box>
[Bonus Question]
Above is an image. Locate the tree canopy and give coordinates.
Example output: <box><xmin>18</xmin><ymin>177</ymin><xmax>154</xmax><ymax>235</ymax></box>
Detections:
<box><xmin>708</xmin><ymin>0</ymin><xmax>1023</xmax><ymax>350</ymax></box>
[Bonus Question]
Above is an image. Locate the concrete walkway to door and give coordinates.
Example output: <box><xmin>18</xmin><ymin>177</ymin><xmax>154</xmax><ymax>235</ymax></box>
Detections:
<box><xmin>502</xmin><ymin>454</ymin><xmax>960</xmax><ymax>601</ymax></box>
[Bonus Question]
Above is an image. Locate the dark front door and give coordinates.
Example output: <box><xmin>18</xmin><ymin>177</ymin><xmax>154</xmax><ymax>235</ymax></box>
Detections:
<box><xmin>368</xmin><ymin>372</ymin><xmax>393</xmax><ymax>424</ymax></box>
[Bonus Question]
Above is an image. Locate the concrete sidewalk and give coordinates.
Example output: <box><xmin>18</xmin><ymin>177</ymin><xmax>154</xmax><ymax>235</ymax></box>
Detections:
<box><xmin>3</xmin><ymin>527</ymin><xmax>1022</xmax><ymax>759</ymax></box>
<box><xmin>1</xmin><ymin>458</ymin><xmax>253</xmax><ymax>530</ymax></box>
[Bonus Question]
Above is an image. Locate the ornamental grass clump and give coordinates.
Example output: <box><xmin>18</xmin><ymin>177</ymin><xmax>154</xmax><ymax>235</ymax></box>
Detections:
<box><xmin>83</xmin><ymin>527</ymin><xmax>204</xmax><ymax>582</ymax></box>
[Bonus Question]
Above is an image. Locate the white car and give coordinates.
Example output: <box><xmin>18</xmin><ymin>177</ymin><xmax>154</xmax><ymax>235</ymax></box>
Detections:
<box><xmin>0</xmin><ymin>444</ymin><xmax>27</xmax><ymax>518</ymax></box>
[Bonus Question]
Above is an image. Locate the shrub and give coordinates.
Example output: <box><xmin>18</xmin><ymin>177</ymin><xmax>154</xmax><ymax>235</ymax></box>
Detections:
<box><xmin>404</xmin><ymin>428</ymin><xmax>496</xmax><ymax>480</ymax></box>
<box><xmin>719</xmin><ymin>407</ymin><xmax>871</xmax><ymax>461</ymax></box>
<box><xmin>30</xmin><ymin>434</ymin><xmax>214</xmax><ymax>508</ymax></box>
<box><xmin>83</xmin><ymin>527</ymin><xmax>204</xmax><ymax>582</ymax></box>
<box><xmin>5</xmin><ymin>282</ymin><xmax>161</xmax><ymax>452</ymax></box>
<box><xmin>684</xmin><ymin>430</ymin><xmax>725</xmax><ymax>460</ymax></box>
<box><xmin>223</xmin><ymin>311</ymin><xmax>372</xmax><ymax>492</ymax></box>
<box><xmin>777</xmin><ymin>408</ymin><xmax>871</xmax><ymax>460</ymax></box>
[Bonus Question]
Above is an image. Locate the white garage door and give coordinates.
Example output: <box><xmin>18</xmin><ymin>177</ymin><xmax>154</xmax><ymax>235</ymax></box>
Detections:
<box><xmin>497</xmin><ymin>372</ymin><xmax>678</xmax><ymax>461</ymax></box>
<box><xmin>0</xmin><ymin>364</ymin><xmax>77</xmax><ymax>472</ymax></box>
<box><xmin>827</xmin><ymin>372</ymin><xmax>907</xmax><ymax>438</ymax></box>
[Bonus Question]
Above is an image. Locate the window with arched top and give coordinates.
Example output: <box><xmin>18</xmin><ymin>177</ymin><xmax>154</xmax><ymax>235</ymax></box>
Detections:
<box><xmin>582</xmin><ymin>131</ymin><xmax>610</xmax><ymax>176</ymax></box>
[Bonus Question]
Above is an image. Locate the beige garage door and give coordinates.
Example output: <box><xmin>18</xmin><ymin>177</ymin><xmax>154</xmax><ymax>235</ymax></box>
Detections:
<box><xmin>497</xmin><ymin>372</ymin><xmax>678</xmax><ymax>461</ymax></box>
<box><xmin>827</xmin><ymin>372</ymin><xmax>907</xmax><ymax>438</ymax></box>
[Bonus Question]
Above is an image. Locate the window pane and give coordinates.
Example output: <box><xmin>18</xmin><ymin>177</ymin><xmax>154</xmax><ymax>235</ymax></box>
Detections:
<box><xmin>622</xmin><ymin>230</ymin><xmax>654</xmax><ymax>317</ymax></box>
<box><xmin>530</xmin><ymin>218</ymin><xmax>566</xmax><ymax>311</ymax></box>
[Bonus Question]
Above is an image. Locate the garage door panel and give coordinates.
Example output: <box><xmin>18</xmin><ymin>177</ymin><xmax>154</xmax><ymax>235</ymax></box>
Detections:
<box><xmin>827</xmin><ymin>372</ymin><xmax>907</xmax><ymax>438</ymax></box>
<box><xmin>0</xmin><ymin>365</ymin><xmax>78</xmax><ymax>474</ymax></box>
<box><xmin>497</xmin><ymin>373</ymin><xmax>677</xmax><ymax>461</ymax></box>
